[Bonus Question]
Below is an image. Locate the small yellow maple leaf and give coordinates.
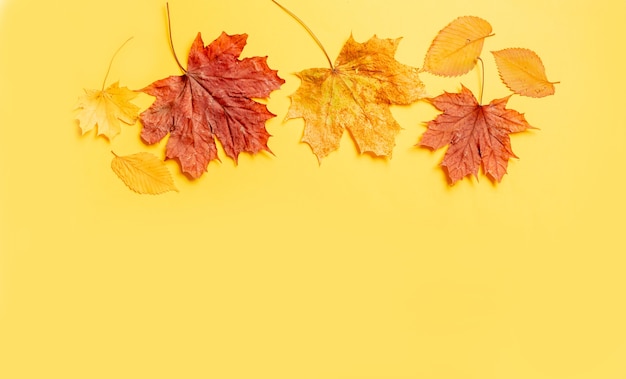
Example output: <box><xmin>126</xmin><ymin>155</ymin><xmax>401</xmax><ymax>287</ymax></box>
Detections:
<box><xmin>111</xmin><ymin>152</ymin><xmax>177</xmax><ymax>195</ymax></box>
<box><xmin>75</xmin><ymin>81</ymin><xmax>140</xmax><ymax>140</ymax></box>
<box><xmin>286</xmin><ymin>35</ymin><xmax>426</xmax><ymax>161</ymax></box>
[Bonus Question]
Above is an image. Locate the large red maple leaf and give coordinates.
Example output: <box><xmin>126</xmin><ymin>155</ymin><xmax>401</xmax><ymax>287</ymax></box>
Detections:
<box><xmin>139</xmin><ymin>32</ymin><xmax>284</xmax><ymax>178</ymax></box>
<box><xmin>419</xmin><ymin>85</ymin><xmax>534</xmax><ymax>184</ymax></box>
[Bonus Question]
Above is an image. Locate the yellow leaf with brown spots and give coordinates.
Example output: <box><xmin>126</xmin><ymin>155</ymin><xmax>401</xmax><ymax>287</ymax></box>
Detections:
<box><xmin>286</xmin><ymin>35</ymin><xmax>426</xmax><ymax>161</ymax></box>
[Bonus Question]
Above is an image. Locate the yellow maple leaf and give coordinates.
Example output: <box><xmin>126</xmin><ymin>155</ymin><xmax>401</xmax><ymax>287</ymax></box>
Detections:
<box><xmin>422</xmin><ymin>16</ymin><xmax>493</xmax><ymax>77</ymax></box>
<box><xmin>492</xmin><ymin>48</ymin><xmax>558</xmax><ymax>98</ymax></box>
<box><xmin>111</xmin><ymin>152</ymin><xmax>178</xmax><ymax>195</ymax></box>
<box><xmin>75</xmin><ymin>81</ymin><xmax>139</xmax><ymax>140</ymax></box>
<box><xmin>286</xmin><ymin>35</ymin><xmax>426</xmax><ymax>161</ymax></box>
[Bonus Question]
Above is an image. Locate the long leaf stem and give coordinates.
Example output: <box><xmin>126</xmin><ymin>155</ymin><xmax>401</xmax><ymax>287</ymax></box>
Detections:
<box><xmin>166</xmin><ymin>2</ymin><xmax>187</xmax><ymax>73</ymax></box>
<box><xmin>477</xmin><ymin>57</ymin><xmax>485</xmax><ymax>104</ymax></box>
<box><xmin>271</xmin><ymin>0</ymin><xmax>334</xmax><ymax>70</ymax></box>
<box><xmin>101</xmin><ymin>37</ymin><xmax>133</xmax><ymax>91</ymax></box>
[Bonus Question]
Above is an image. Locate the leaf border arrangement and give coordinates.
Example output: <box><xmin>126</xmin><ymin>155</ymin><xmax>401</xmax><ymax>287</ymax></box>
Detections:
<box><xmin>75</xmin><ymin>2</ymin><xmax>558</xmax><ymax>194</ymax></box>
<box><xmin>419</xmin><ymin>16</ymin><xmax>558</xmax><ymax>184</ymax></box>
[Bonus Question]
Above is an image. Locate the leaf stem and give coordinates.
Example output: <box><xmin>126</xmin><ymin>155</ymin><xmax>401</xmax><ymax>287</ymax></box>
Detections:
<box><xmin>271</xmin><ymin>0</ymin><xmax>334</xmax><ymax>70</ymax></box>
<box><xmin>477</xmin><ymin>57</ymin><xmax>485</xmax><ymax>104</ymax></box>
<box><xmin>101</xmin><ymin>37</ymin><xmax>133</xmax><ymax>91</ymax></box>
<box><xmin>166</xmin><ymin>2</ymin><xmax>187</xmax><ymax>73</ymax></box>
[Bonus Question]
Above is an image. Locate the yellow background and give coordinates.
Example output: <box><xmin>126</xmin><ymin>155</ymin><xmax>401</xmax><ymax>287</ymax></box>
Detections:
<box><xmin>1</xmin><ymin>0</ymin><xmax>625</xmax><ymax>378</ymax></box>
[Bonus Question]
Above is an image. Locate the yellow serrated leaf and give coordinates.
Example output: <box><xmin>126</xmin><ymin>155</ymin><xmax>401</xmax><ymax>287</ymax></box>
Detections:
<box><xmin>492</xmin><ymin>48</ymin><xmax>558</xmax><ymax>98</ymax></box>
<box><xmin>111</xmin><ymin>152</ymin><xmax>178</xmax><ymax>195</ymax></box>
<box><xmin>75</xmin><ymin>82</ymin><xmax>139</xmax><ymax>140</ymax></box>
<box><xmin>422</xmin><ymin>16</ymin><xmax>493</xmax><ymax>77</ymax></box>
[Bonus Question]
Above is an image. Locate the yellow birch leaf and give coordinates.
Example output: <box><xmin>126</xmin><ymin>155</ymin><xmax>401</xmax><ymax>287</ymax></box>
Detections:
<box><xmin>422</xmin><ymin>16</ymin><xmax>493</xmax><ymax>77</ymax></box>
<box><xmin>111</xmin><ymin>152</ymin><xmax>178</xmax><ymax>195</ymax></box>
<box><xmin>492</xmin><ymin>48</ymin><xmax>558</xmax><ymax>98</ymax></box>
<box><xmin>76</xmin><ymin>82</ymin><xmax>139</xmax><ymax>140</ymax></box>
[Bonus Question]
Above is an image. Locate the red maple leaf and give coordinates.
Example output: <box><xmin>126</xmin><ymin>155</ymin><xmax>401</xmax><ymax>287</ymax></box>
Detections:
<box><xmin>419</xmin><ymin>85</ymin><xmax>534</xmax><ymax>184</ymax></box>
<box><xmin>139</xmin><ymin>32</ymin><xmax>284</xmax><ymax>178</ymax></box>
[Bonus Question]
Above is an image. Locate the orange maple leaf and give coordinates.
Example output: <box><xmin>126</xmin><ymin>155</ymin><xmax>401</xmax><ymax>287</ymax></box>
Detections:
<box><xmin>419</xmin><ymin>85</ymin><xmax>534</xmax><ymax>184</ymax></box>
<box><xmin>286</xmin><ymin>35</ymin><xmax>426</xmax><ymax>161</ymax></box>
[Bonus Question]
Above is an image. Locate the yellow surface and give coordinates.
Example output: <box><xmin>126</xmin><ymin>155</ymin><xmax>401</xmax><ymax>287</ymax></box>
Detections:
<box><xmin>1</xmin><ymin>0</ymin><xmax>625</xmax><ymax>378</ymax></box>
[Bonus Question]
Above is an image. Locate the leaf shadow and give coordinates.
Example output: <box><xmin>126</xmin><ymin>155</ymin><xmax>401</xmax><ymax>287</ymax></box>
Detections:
<box><xmin>414</xmin><ymin>144</ymin><xmax>484</xmax><ymax>188</ymax></box>
<box><xmin>73</xmin><ymin>119</ymin><xmax>112</xmax><ymax>143</ymax></box>
<box><xmin>361</xmin><ymin>150</ymin><xmax>393</xmax><ymax>163</ymax></box>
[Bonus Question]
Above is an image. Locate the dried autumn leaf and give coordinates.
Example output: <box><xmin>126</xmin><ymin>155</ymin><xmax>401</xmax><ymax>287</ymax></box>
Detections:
<box><xmin>139</xmin><ymin>32</ymin><xmax>284</xmax><ymax>178</ymax></box>
<box><xmin>111</xmin><ymin>152</ymin><xmax>177</xmax><ymax>194</ymax></box>
<box><xmin>286</xmin><ymin>35</ymin><xmax>426</xmax><ymax>161</ymax></box>
<box><xmin>492</xmin><ymin>48</ymin><xmax>557</xmax><ymax>98</ymax></box>
<box><xmin>75</xmin><ymin>82</ymin><xmax>140</xmax><ymax>140</ymax></box>
<box><xmin>422</xmin><ymin>16</ymin><xmax>493</xmax><ymax>77</ymax></box>
<box><xmin>419</xmin><ymin>85</ymin><xmax>533</xmax><ymax>184</ymax></box>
